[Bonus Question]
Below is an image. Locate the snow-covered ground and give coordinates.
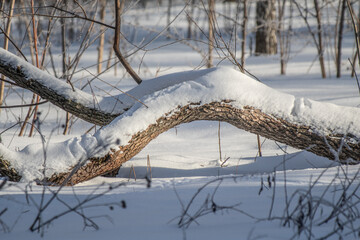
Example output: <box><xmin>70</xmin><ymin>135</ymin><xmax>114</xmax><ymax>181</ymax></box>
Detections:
<box><xmin>1</xmin><ymin>2</ymin><xmax>360</xmax><ymax>239</ymax></box>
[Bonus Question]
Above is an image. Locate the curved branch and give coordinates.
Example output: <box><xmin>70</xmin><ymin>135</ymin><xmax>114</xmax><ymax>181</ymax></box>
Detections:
<box><xmin>113</xmin><ymin>0</ymin><xmax>142</xmax><ymax>85</ymax></box>
<box><xmin>0</xmin><ymin>48</ymin><xmax>117</xmax><ymax>125</ymax></box>
<box><xmin>2</xmin><ymin>100</ymin><xmax>359</xmax><ymax>185</ymax></box>
<box><xmin>0</xmin><ymin>52</ymin><xmax>359</xmax><ymax>185</ymax></box>
<box><xmin>48</xmin><ymin>102</ymin><xmax>360</xmax><ymax>185</ymax></box>
<box><xmin>0</xmin><ymin>48</ymin><xmax>212</xmax><ymax>125</ymax></box>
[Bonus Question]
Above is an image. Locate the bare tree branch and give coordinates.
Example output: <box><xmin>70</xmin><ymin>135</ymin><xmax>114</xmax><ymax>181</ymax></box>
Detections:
<box><xmin>113</xmin><ymin>0</ymin><xmax>142</xmax><ymax>85</ymax></box>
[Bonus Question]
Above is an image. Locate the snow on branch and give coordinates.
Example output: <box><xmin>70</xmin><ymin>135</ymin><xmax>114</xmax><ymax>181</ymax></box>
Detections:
<box><xmin>0</xmin><ymin>48</ymin><xmax>359</xmax><ymax>184</ymax></box>
<box><xmin>0</xmin><ymin>48</ymin><xmax>117</xmax><ymax>125</ymax></box>
<box><xmin>0</xmin><ymin>48</ymin><xmax>222</xmax><ymax>125</ymax></box>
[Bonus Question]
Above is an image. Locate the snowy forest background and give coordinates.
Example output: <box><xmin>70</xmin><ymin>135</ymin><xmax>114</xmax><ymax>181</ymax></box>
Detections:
<box><xmin>0</xmin><ymin>0</ymin><xmax>360</xmax><ymax>239</ymax></box>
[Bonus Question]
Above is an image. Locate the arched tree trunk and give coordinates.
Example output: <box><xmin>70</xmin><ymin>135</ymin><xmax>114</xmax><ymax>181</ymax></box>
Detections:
<box><xmin>0</xmin><ymin>48</ymin><xmax>359</xmax><ymax>185</ymax></box>
<box><xmin>47</xmin><ymin>102</ymin><xmax>360</xmax><ymax>185</ymax></box>
<box><xmin>1</xmin><ymin>101</ymin><xmax>359</xmax><ymax>185</ymax></box>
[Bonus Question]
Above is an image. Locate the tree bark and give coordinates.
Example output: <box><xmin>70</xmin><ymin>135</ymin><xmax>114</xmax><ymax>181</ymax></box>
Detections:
<box><xmin>0</xmin><ymin>49</ymin><xmax>359</xmax><ymax>185</ymax></box>
<box><xmin>0</xmin><ymin>101</ymin><xmax>357</xmax><ymax>185</ymax></box>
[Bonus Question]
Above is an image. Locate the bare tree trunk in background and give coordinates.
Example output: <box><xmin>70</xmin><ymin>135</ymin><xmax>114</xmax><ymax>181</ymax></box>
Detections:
<box><xmin>347</xmin><ymin>0</ymin><xmax>360</xmax><ymax>76</ymax></box>
<box><xmin>0</xmin><ymin>0</ymin><xmax>15</xmax><ymax>108</ymax></box>
<box><xmin>277</xmin><ymin>0</ymin><xmax>286</xmax><ymax>75</ymax></box>
<box><xmin>351</xmin><ymin>2</ymin><xmax>359</xmax><ymax>78</ymax></box>
<box><xmin>336</xmin><ymin>0</ymin><xmax>346</xmax><ymax>78</ymax></box>
<box><xmin>277</xmin><ymin>0</ymin><xmax>293</xmax><ymax>75</ymax></box>
<box><xmin>20</xmin><ymin>0</ymin><xmax>36</xmax><ymax>65</ymax></box>
<box><xmin>314</xmin><ymin>0</ymin><xmax>326</xmax><ymax>78</ymax></box>
<box><xmin>97</xmin><ymin>1</ymin><xmax>107</xmax><ymax>74</ymax></box>
<box><xmin>18</xmin><ymin>94</ymin><xmax>36</xmax><ymax>137</ymax></box>
<box><xmin>28</xmin><ymin>0</ymin><xmax>41</xmax><ymax>137</ymax></box>
<box><xmin>167</xmin><ymin>0</ymin><xmax>172</xmax><ymax>38</ymax></box>
<box><xmin>140</xmin><ymin>0</ymin><xmax>147</xmax><ymax>8</ymax></box>
<box><xmin>187</xmin><ymin>0</ymin><xmax>195</xmax><ymax>39</ymax></box>
<box><xmin>63</xmin><ymin>113</ymin><xmax>71</xmax><ymax>135</ymax></box>
<box><xmin>352</xmin><ymin>51</ymin><xmax>358</xmax><ymax>77</ymax></box>
<box><xmin>255</xmin><ymin>0</ymin><xmax>277</xmax><ymax>55</ymax></box>
<box><xmin>240</xmin><ymin>0</ymin><xmax>261</xmax><ymax>155</ymax></box>
<box><xmin>61</xmin><ymin>15</ymin><xmax>71</xmax><ymax>135</ymax></box>
<box><xmin>68</xmin><ymin>18</ymin><xmax>75</xmax><ymax>42</ymax></box>
<box><xmin>208</xmin><ymin>0</ymin><xmax>215</xmax><ymax>68</ymax></box>
<box><xmin>334</xmin><ymin>0</ymin><xmax>341</xmax><ymax>73</ymax></box>
<box><xmin>0</xmin><ymin>0</ymin><xmax>4</xmax><ymax>12</ymax></box>
<box><xmin>241</xmin><ymin>0</ymin><xmax>248</xmax><ymax>71</ymax></box>
<box><xmin>223</xmin><ymin>0</ymin><xmax>231</xmax><ymax>32</ymax></box>
<box><xmin>61</xmin><ymin>19</ymin><xmax>67</xmax><ymax>79</ymax></box>
<box><xmin>107</xmin><ymin>38</ymin><xmax>114</xmax><ymax>69</ymax></box>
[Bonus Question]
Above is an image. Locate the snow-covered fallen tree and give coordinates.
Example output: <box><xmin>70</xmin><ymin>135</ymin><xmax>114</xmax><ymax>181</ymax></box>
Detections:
<box><xmin>0</xmin><ymin>48</ymin><xmax>359</xmax><ymax>185</ymax></box>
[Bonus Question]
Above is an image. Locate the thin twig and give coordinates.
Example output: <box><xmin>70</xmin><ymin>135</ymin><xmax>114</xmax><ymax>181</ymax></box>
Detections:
<box><xmin>0</xmin><ymin>25</ymin><xmax>27</xmax><ymax>61</ymax></box>
<box><xmin>0</xmin><ymin>100</ymin><xmax>48</xmax><ymax>109</ymax></box>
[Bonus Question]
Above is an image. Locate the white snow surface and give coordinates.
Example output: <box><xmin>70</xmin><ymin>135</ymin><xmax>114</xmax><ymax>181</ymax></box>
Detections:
<box><xmin>2</xmin><ymin>3</ymin><xmax>360</xmax><ymax>239</ymax></box>
<box><xmin>1</xmin><ymin>65</ymin><xmax>359</xmax><ymax>181</ymax></box>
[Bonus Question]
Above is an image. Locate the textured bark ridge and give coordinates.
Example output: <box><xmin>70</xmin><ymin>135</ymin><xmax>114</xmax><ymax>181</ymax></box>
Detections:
<box><xmin>46</xmin><ymin>101</ymin><xmax>359</xmax><ymax>186</ymax></box>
